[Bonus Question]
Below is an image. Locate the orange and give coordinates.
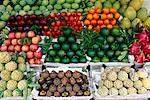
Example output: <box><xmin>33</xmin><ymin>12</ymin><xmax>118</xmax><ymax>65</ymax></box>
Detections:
<box><xmin>88</xmin><ymin>25</ymin><xmax>93</xmax><ymax>30</ymax></box>
<box><xmin>101</xmin><ymin>25</ymin><xmax>106</xmax><ymax>28</ymax></box>
<box><xmin>93</xmin><ymin>13</ymin><xmax>99</xmax><ymax>19</ymax></box>
<box><xmin>104</xmin><ymin>19</ymin><xmax>109</xmax><ymax>25</ymax></box>
<box><xmin>110</xmin><ymin>8</ymin><xmax>117</xmax><ymax>14</ymax></box>
<box><xmin>97</xmin><ymin>20</ymin><xmax>104</xmax><ymax>25</ymax></box>
<box><xmin>89</xmin><ymin>8</ymin><xmax>95</xmax><ymax>14</ymax></box>
<box><xmin>107</xmin><ymin>14</ymin><xmax>113</xmax><ymax>19</ymax></box>
<box><xmin>96</xmin><ymin>8</ymin><xmax>102</xmax><ymax>13</ymax></box>
<box><xmin>107</xmin><ymin>24</ymin><xmax>113</xmax><ymax>29</ymax></box>
<box><xmin>114</xmin><ymin>13</ymin><xmax>120</xmax><ymax>19</ymax></box>
<box><xmin>110</xmin><ymin>19</ymin><xmax>117</xmax><ymax>25</ymax></box>
<box><xmin>91</xmin><ymin>19</ymin><xmax>97</xmax><ymax>26</ymax></box>
<box><xmin>84</xmin><ymin>19</ymin><xmax>90</xmax><ymax>25</ymax></box>
<box><xmin>103</xmin><ymin>8</ymin><xmax>109</xmax><ymax>14</ymax></box>
<box><xmin>101</xmin><ymin>14</ymin><xmax>107</xmax><ymax>20</ymax></box>
<box><xmin>114</xmin><ymin>25</ymin><xmax>119</xmax><ymax>28</ymax></box>
<box><xmin>87</xmin><ymin>14</ymin><xmax>93</xmax><ymax>20</ymax></box>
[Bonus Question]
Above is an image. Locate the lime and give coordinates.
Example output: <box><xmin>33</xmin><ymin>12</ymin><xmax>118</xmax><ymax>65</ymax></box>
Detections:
<box><xmin>67</xmin><ymin>51</ymin><xmax>74</xmax><ymax>58</ymax></box>
<box><xmin>68</xmin><ymin>36</ymin><xmax>76</xmax><ymax>43</ymax></box>
<box><xmin>120</xmin><ymin>44</ymin><xmax>128</xmax><ymax>50</ymax></box>
<box><xmin>58</xmin><ymin>36</ymin><xmax>66</xmax><ymax>43</ymax></box>
<box><xmin>62</xmin><ymin>43</ymin><xmax>70</xmax><ymax>51</ymax></box>
<box><xmin>115</xmin><ymin>51</ymin><xmax>121</xmax><ymax>56</ymax></box>
<box><xmin>92</xmin><ymin>57</ymin><xmax>100</xmax><ymax>63</ymax></box>
<box><xmin>93</xmin><ymin>44</ymin><xmax>99</xmax><ymax>49</ymax></box>
<box><xmin>100</xmin><ymin>27</ymin><xmax>110</xmax><ymax>36</ymax></box>
<box><xmin>79</xmin><ymin>57</ymin><xmax>87</xmax><ymax>63</ymax></box>
<box><xmin>48</xmin><ymin>49</ymin><xmax>56</xmax><ymax>57</ymax></box>
<box><xmin>45</xmin><ymin>56</ymin><xmax>53</xmax><ymax>62</ymax></box>
<box><xmin>87</xmin><ymin>49</ymin><xmax>95</xmax><ymax>57</ymax></box>
<box><xmin>62</xmin><ymin>57</ymin><xmax>70</xmax><ymax>64</ymax></box>
<box><xmin>58</xmin><ymin>50</ymin><xmax>65</xmax><ymax>57</ymax></box>
<box><xmin>71</xmin><ymin>43</ymin><xmax>79</xmax><ymax>51</ymax></box>
<box><xmin>76</xmin><ymin>50</ymin><xmax>84</xmax><ymax>57</ymax></box>
<box><xmin>52</xmin><ymin>43</ymin><xmax>60</xmax><ymax>50</ymax></box>
<box><xmin>107</xmin><ymin>36</ymin><xmax>114</xmax><ymax>43</ymax></box>
<box><xmin>111</xmin><ymin>28</ymin><xmax>121</xmax><ymax>36</ymax></box>
<box><xmin>66</xmin><ymin>0</ymin><xmax>74</xmax><ymax>3</ymax></box>
<box><xmin>71</xmin><ymin>57</ymin><xmax>78</xmax><ymax>63</ymax></box>
<box><xmin>97</xmin><ymin>50</ymin><xmax>105</xmax><ymax>57</ymax></box>
<box><xmin>97</xmin><ymin>36</ymin><xmax>105</xmax><ymax>42</ymax></box>
<box><xmin>107</xmin><ymin>50</ymin><xmax>114</xmax><ymax>57</ymax></box>
<box><xmin>54</xmin><ymin>57</ymin><xmax>61</xmax><ymax>63</ymax></box>
<box><xmin>101</xmin><ymin>56</ymin><xmax>109</xmax><ymax>62</ymax></box>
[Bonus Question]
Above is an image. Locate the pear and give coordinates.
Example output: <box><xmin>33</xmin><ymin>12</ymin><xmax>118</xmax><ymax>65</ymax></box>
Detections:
<box><xmin>124</xmin><ymin>6</ymin><xmax>136</xmax><ymax>21</ymax></box>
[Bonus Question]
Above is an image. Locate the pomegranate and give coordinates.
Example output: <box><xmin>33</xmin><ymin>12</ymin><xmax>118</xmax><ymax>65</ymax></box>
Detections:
<box><xmin>34</xmin><ymin>52</ymin><xmax>42</xmax><ymax>59</ymax></box>
<box><xmin>28</xmin><ymin>31</ymin><xmax>35</xmax><ymax>38</ymax></box>
<box><xmin>27</xmin><ymin>51</ymin><xmax>34</xmax><ymax>59</ymax></box>
<box><xmin>4</xmin><ymin>39</ymin><xmax>11</xmax><ymax>46</ymax></box>
<box><xmin>8</xmin><ymin>32</ymin><xmax>15</xmax><ymax>39</ymax></box>
<box><xmin>11</xmin><ymin>39</ymin><xmax>18</xmax><ymax>45</ymax></box>
<box><xmin>14</xmin><ymin>45</ymin><xmax>21</xmax><ymax>52</ymax></box>
<box><xmin>15</xmin><ymin>32</ymin><xmax>21</xmax><ymax>39</ymax></box>
<box><xmin>0</xmin><ymin>45</ymin><xmax>7</xmax><ymax>51</ymax></box>
<box><xmin>22</xmin><ymin>45</ymin><xmax>29</xmax><ymax>52</ymax></box>
<box><xmin>30</xmin><ymin>44</ymin><xmax>38</xmax><ymax>52</ymax></box>
<box><xmin>8</xmin><ymin>45</ymin><xmax>14</xmax><ymax>52</ymax></box>
<box><xmin>32</xmin><ymin>37</ymin><xmax>39</xmax><ymax>44</ymax></box>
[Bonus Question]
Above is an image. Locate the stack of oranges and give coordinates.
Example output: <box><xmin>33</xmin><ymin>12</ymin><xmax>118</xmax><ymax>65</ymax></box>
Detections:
<box><xmin>84</xmin><ymin>8</ymin><xmax>120</xmax><ymax>31</ymax></box>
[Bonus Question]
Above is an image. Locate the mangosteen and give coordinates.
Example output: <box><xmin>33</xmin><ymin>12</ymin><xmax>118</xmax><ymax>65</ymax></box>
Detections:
<box><xmin>54</xmin><ymin>92</ymin><xmax>60</xmax><ymax>97</ymax></box>
<box><xmin>61</xmin><ymin>77</ymin><xmax>68</xmax><ymax>85</ymax></box>
<box><xmin>40</xmin><ymin>19</ymin><xmax>47</xmax><ymax>26</ymax></box>
<box><xmin>46</xmin><ymin>90</ymin><xmax>53</xmax><ymax>97</ymax></box>
<box><xmin>50</xmin><ymin>70</ymin><xmax>57</xmax><ymax>78</ymax></box>
<box><xmin>66</xmin><ymin>83</ymin><xmax>72</xmax><ymax>92</ymax></box>
<box><xmin>76</xmin><ymin>78</ymin><xmax>83</xmax><ymax>85</ymax></box>
<box><xmin>82</xmin><ymin>83</ymin><xmax>88</xmax><ymax>91</ymax></box>
<box><xmin>49</xmin><ymin>85</ymin><xmax>56</xmax><ymax>92</ymax></box>
<box><xmin>31</xmin><ymin>14</ymin><xmax>37</xmax><ymax>19</ymax></box>
<box><xmin>69</xmin><ymin>91</ymin><xmax>76</xmax><ymax>96</ymax></box>
<box><xmin>42</xmin><ymin>83</ymin><xmax>49</xmax><ymax>91</ymax></box>
<box><xmin>53</xmin><ymin>78</ymin><xmax>61</xmax><ymax>86</ymax></box>
<box><xmin>38</xmin><ymin>77</ymin><xmax>45</xmax><ymax>85</ymax></box>
<box><xmin>39</xmin><ymin>90</ymin><xmax>46</xmax><ymax>96</ymax></box>
<box><xmin>65</xmin><ymin>70</ymin><xmax>72</xmax><ymax>78</ymax></box>
<box><xmin>57</xmin><ymin>84</ymin><xmax>65</xmax><ymax>93</ymax></box>
<box><xmin>84</xmin><ymin>90</ymin><xmax>90</xmax><ymax>96</ymax></box>
<box><xmin>62</xmin><ymin>91</ymin><xmax>69</xmax><ymax>97</ymax></box>
<box><xmin>40</xmin><ymin>70</ymin><xmax>49</xmax><ymax>79</ymax></box>
<box><xmin>81</xmin><ymin>74</ymin><xmax>87</xmax><ymax>80</ymax></box>
<box><xmin>16</xmin><ymin>15</ymin><xmax>22</xmax><ymax>20</ymax></box>
<box><xmin>23</xmin><ymin>14</ymin><xmax>30</xmax><ymax>20</ymax></box>
<box><xmin>77</xmin><ymin>90</ymin><xmax>83</xmax><ymax>96</ymax></box>
<box><xmin>73</xmin><ymin>71</ymin><xmax>81</xmax><ymax>79</ymax></box>
<box><xmin>18</xmin><ymin>27</ymin><xmax>24</xmax><ymax>31</ymax></box>
<box><xmin>38</xmin><ymin>14</ymin><xmax>44</xmax><ymax>20</ymax></box>
<box><xmin>70</xmin><ymin>77</ymin><xmax>76</xmax><ymax>85</ymax></box>
<box><xmin>73</xmin><ymin>84</ymin><xmax>80</xmax><ymax>92</ymax></box>
<box><xmin>9</xmin><ymin>16</ymin><xmax>15</xmax><ymax>21</ymax></box>
<box><xmin>58</xmin><ymin>70</ymin><xmax>64</xmax><ymax>78</ymax></box>
<box><xmin>46</xmin><ymin>78</ymin><xmax>53</xmax><ymax>85</ymax></box>
<box><xmin>34</xmin><ymin>20</ymin><xmax>39</xmax><ymax>25</ymax></box>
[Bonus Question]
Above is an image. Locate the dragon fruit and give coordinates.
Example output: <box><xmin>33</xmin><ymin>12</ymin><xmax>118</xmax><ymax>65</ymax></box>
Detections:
<box><xmin>129</xmin><ymin>43</ymin><xmax>140</xmax><ymax>55</ymax></box>
<box><xmin>135</xmin><ymin>31</ymin><xmax>149</xmax><ymax>45</ymax></box>
<box><xmin>142</xmin><ymin>43</ymin><xmax>150</xmax><ymax>54</ymax></box>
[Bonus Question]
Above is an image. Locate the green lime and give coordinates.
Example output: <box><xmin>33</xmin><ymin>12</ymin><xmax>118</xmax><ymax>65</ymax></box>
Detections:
<box><xmin>107</xmin><ymin>50</ymin><xmax>114</xmax><ymax>57</ymax></box>
<box><xmin>93</xmin><ymin>44</ymin><xmax>99</xmax><ymax>49</ymax></box>
<box><xmin>100</xmin><ymin>27</ymin><xmax>110</xmax><ymax>36</ymax></box>
<box><xmin>101</xmin><ymin>56</ymin><xmax>109</xmax><ymax>62</ymax></box>
<box><xmin>116</xmin><ymin>36</ymin><xmax>124</xmax><ymax>43</ymax></box>
<box><xmin>79</xmin><ymin>57</ymin><xmax>87</xmax><ymax>63</ymax></box>
<box><xmin>64</xmin><ymin>28</ymin><xmax>72</xmax><ymax>36</ymax></box>
<box><xmin>58</xmin><ymin>50</ymin><xmax>65</xmax><ymax>57</ymax></box>
<box><xmin>102</xmin><ymin>44</ymin><xmax>109</xmax><ymax>50</ymax></box>
<box><xmin>45</xmin><ymin>57</ymin><xmax>53</xmax><ymax>62</ymax></box>
<box><xmin>62</xmin><ymin>57</ymin><xmax>70</xmax><ymax>64</ymax></box>
<box><xmin>71</xmin><ymin>57</ymin><xmax>78</xmax><ymax>63</ymax></box>
<box><xmin>107</xmin><ymin>36</ymin><xmax>114</xmax><ymax>43</ymax></box>
<box><xmin>68</xmin><ymin>36</ymin><xmax>76</xmax><ymax>43</ymax></box>
<box><xmin>48</xmin><ymin>49</ymin><xmax>56</xmax><ymax>57</ymax></box>
<box><xmin>115</xmin><ymin>51</ymin><xmax>121</xmax><ymax>56</ymax></box>
<box><xmin>67</xmin><ymin>51</ymin><xmax>74</xmax><ymax>58</ymax></box>
<box><xmin>54</xmin><ymin>57</ymin><xmax>61</xmax><ymax>63</ymax></box>
<box><xmin>120</xmin><ymin>43</ymin><xmax>128</xmax><ymax>50</ymax></box>
<box><xmin>97</xmin><ymin>36</ymin><xmax>105</xmax><ymax>42</ymax></box>
<box><xmin>62</xmin><ymin>43</ymin><xmax>70</xmax><ymax>51</ymax></box>
<box><xmin>97</xmin><ymin>50</ymin><xmax>105</xmax><ymax>57</ymax></box>
<box><xmin>71</xmin><ymin>43</ymin><xmax>79</xmax><ymax>51</ymax></box>
<box><xmin>92</xmin><ymin>57</ymin><xmax>100</xmax><ymax>63</ymax></box>
<box><xmin>111</xmin><ymin>28</ymin><xmax>121</xmax><ymax>36</ymax></box>
<box><xmin>110</xmin><ymin>58</ymin><xmax>118</xmax><ymax>62</ymax></box>
<box><xmin>52</xmin><ymin>43</ymin><xmax>60</xmax><ymax>50</ymax></box>
<box><xmin>66</xmin><ymin>0</ymin><xmax>74</xmax><ymax>3</ymax></box>
<box><xmin>87</xmin><ymin>49</ymin><xmax>95</xmax><ymax>57</ymax></box>
<box><xmin>76</xmin><ymin>50</ymin><xmax>84</xmax><ymax>57</ymax></box>
<box><xmin>58</xmin><ymin>36</ymin><xmax>66</xmax><ymax>43</ymax></box>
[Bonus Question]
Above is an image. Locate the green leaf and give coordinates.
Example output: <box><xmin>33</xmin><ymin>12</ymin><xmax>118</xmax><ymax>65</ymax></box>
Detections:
<box><xmin>117</xmin><ymin>51</ymin><xmax>128</xmax><ymax>61</ymax></box>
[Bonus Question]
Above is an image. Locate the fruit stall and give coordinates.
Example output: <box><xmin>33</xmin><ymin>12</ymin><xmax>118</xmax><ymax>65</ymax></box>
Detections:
<box><xmin>0</xmin><ymin>0</ymin><xmax>150</xmax><ymax>100</ymax></box>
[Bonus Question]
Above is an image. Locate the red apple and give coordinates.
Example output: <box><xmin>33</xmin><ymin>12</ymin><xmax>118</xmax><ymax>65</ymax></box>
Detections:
<box><xmin>11</xmin><ymin>39</ymin><xmax>18</xmax><ymax>45</ymax></box>
<box><xmin>35</xmin><ymin>59</ymin><xmax>41</xmax><ymax>64</ymax></box>
<box><xmin>4</xmin><ymin>39</ymin><xmax>11</xmax><ymax>46</ymax></box>
<box><xmin>8</xmin><ymin>45</ymin><xmax>14</xmax><ymax>52</ymax></box>
<box><xmin>17</xmin><ymin>39</ymin><xmax>23</xmax><ymax>45</ymax></box>
<box><xmin>32</xmin><ymin>37</ymin><xmax>39</xmax><ymax>44</ymax></box>
<box><xmin>28</xmin><ymin>31</ymin><xmax>35</xmax><ymax>38</ymax></box>
<box><xmin>8</xmin><ymin>32</ymin><xmax>15</xmax><ymax>39</ymax></box>
<box><xmin>27</xmin><ymin>51</ymin><xmax>34</xmax><ymax>59</ymax></box>
<box><xmin>14</xmin><ymin>45</ymin><xmax>21</xmax><ymax>52</ymax></box>
<box><xmin>30</xmin><ymin>44</ymin><xmax>38</xmax><ymax>52</ymax></box>
<box><xmin>15</xmin><ymin>32</ymin><xmax>21</xmax><ymax>39</ymax></box>
<box><xmin>34</xmin><ymin>52</ymin><xmax>42</xmax><ymax>59</ymax></box>
<box><xmin>0</xmin><ymin>45</ymin><xmax>7</xmax><ymax>51</ymax></box>
<box><xmin>21</xmin><ymin>32</ymin><xmax>26</xmax><ymax>38</ymax></box>
<box><xmin>29</xmin><ymin>59</ymin><xmax>35</xmax><ymax>64</ymax></box>
<box><xmin>22</xmin><ymin>45</ymin><xmax>29</xmax><ymax>52</ymax></box>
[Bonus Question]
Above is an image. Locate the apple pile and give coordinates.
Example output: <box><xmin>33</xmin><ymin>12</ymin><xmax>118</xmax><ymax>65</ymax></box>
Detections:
<box><xmin>0</xmin><ymin>31</ymin><xmax>42</xmax><ymax>64</ymax></box>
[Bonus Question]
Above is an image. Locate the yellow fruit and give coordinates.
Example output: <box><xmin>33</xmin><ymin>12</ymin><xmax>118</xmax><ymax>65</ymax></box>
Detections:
<box><xmin>137</xmin><ymin>69</ymin><xmax>148</xmax><ymax>79</ymax></box>
<box><xmin>142</xmin><ymin>78</ymin><xmax>150</xmax><ymax>89</ymax></box>
<box><xmin>124</xmin><ymin>6</ymin><xmax>136</xmax><ymax>20</ymax></box>
<box><xmin>129</xmin><ymin>0</ymin><xmax>144</xmax><ymax>11</ymax></box>
<box><xmin>137</xmin><ymin>7</ymin><xmax>148</xmax><ymax>21</ymax></box>
<box><xmin>143</xmin><ymin>17</ymin><xmax>150</xmax><ymax>26</ymax></box>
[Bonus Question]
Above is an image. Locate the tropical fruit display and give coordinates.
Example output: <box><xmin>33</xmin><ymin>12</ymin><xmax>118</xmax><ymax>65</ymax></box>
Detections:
<box><xmin>0</xmin><ymin>0</ymin><xmax>150</xmax><ymax>99</ymax></box>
